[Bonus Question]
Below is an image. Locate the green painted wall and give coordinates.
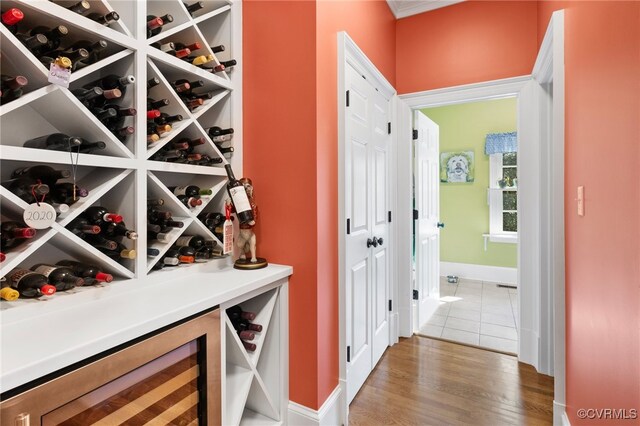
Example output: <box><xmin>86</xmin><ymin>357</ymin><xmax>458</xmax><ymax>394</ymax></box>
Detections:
<box><xmin>421</xmin><ymin>98</ymin><xmax>517</xmax><ymax>267</ymax></box>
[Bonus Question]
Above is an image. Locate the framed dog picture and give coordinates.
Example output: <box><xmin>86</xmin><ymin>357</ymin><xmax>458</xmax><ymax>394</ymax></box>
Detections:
<box><xmin>440</xmin><ymin>151</ymin><xmax>475</xmax><ymax>183</ymax></box>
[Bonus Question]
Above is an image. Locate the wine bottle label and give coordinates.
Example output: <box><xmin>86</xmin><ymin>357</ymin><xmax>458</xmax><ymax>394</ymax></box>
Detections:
<box><xmin>48</xmin><ymin>62</ymin><xmax>71</xmax><ymax>88</ymax></box>
<box><xmin>172</xmin><ymin>186</ymin><xmax>188</xmax><ymax>196</ymax></box>
<box><xmin>175</xmin><ymin>236</ymin><xmax>193</xmax><ymax>247</ymax></box>
<box><xmin>33</xmin><ymin>265</ymin><xmax>57</xmax><ymax>277</ymax></box>
<box><xmin>229</xmin><ymin>187</ymin><xmax>251</xmax><ymax>213</ymax></box>
<box><xmin>8</xmin><ymin>269</ymin><xmax>36</xmax><ymax>286</ymax></box>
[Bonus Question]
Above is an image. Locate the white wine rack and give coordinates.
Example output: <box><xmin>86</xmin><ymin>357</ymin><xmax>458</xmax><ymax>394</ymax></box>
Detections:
<box><xmin>1</xmin><ymin>2</ymin><xmax>289</xmax><ymax>424</ymax></box>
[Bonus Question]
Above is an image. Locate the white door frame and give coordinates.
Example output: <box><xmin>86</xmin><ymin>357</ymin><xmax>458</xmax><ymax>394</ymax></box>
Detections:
<box><xmin>397</xmin><ymin>10</ymin><xmax>565</xmax><ymax>424</ymax></box>
<box><xmin>338</xmin><ymin>32</ymin><xmax>397</xmax><ymax>424</ymax></box>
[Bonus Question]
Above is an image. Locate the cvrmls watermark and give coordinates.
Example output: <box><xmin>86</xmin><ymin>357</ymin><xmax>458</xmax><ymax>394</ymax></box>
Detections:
<box><xmin>577</xmin><ymin>408</ymin><xmax>638</xmax><ymax>420</ymax></box>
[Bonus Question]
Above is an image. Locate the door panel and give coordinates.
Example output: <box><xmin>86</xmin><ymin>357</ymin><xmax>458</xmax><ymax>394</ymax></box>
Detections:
<box><xmin>350</xmin><ymin>260</ymin><xmax>370</xmax><ymax>359</ymax></box>
<box><xmin>351</xmin><ymin>140</ymin><xmax>369</xmax><ymax>232</ymax></box>
<box><xmin>414</xmin><ymin>111</ymin><xmax>440</xmax><ymax>330</ymax></box>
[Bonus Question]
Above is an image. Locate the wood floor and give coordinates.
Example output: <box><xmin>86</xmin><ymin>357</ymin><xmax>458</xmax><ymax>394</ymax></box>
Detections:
<box><xmin>349</xmin><ymin>336</ymin><xmax>554</xmax><ymax>425</ymax></box>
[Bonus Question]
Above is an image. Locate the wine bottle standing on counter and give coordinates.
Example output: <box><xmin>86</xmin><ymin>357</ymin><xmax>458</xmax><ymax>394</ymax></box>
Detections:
<box><xmin>225</xmin><ymin>164</ymin><xmax>254</xmax><ymax>224</ymax></box>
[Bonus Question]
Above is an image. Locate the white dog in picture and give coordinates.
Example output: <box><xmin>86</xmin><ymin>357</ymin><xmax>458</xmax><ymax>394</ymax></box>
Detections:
<box><xmin>446</xmin><ymin>155</ymin><xmax>470</xmax><ymax>182</ymax></box>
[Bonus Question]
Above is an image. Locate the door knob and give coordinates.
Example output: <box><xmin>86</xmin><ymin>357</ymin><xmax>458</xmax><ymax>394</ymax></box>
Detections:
<box><xmin>367</xmin><ymin>238</ymin><xmax>374</xmax><ymax>248</ymax></box>
<box><xmin>437</xmin><ymin>222</ymin><xmax>445</xmax><ymax>228</ymax></box>
<box><xmin>376</xmin><ymin>237</ymin><xmax>384</xmax><ymax>246</ymax></box>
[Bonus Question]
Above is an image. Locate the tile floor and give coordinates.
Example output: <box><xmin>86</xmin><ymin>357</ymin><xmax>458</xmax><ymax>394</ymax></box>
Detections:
<box><xmin>419</xmin><ymin>277</ymin><xmax>518</xmax><ymax>354</ymax></box>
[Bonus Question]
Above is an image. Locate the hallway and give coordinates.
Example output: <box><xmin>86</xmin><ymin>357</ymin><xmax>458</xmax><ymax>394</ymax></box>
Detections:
<box><xmin>349</xmin><ymin>336</ymin><xmax>553</xmax><ymax>425</ymax></box>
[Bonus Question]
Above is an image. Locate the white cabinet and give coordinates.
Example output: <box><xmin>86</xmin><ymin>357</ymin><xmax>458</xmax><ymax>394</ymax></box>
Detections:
<box><xmin>0</xmin><ymin>2</ymin><xmax>289</xmax><ymax>424</ymax></box>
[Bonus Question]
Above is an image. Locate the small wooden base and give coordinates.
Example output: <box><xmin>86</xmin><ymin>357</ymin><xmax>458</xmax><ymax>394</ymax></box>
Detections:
<box><xmin>234</xmin><ymin>257</ymin><xmax>268</xmax><ymax>270</ymax></box>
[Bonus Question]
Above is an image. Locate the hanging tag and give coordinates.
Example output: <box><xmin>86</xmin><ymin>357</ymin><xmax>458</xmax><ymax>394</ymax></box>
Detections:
<box><xmin>23</xmin><ymin>203</ymin><xmax>56</xmax><ymax>229</ymax></box>
<box><xmin>223</xmin><ymin>200</ymin><xmax>233</xmax><ymax>254</ymax></box>
<box><xmin>223</xmin><ymin>219</ymin><xmax>233</xmax><ymax>254</ymax></box>
<box><xmin>48</xmin><ymin>60</ymin><xmax>71</xmax><ymax>88</ymax></box>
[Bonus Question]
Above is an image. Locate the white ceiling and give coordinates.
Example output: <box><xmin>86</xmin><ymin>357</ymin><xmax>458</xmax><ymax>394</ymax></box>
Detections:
<box><xmin>386</xmin><ymin>0</ymin><xmax>466</xmax><ymax>19</ymax></box>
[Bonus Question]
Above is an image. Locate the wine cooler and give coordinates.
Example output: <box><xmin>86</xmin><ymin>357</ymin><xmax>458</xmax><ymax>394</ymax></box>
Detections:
<box><xmin>0</xmin><ymin>309</ymin><xmax>221</xmax><ymax>426</ymax></box>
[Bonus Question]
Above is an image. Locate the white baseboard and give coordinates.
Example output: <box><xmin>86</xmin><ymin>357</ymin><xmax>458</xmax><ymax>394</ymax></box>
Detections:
<box><xmin>554</xmin><ymin>400</ymin><xmax>568</xmax><ymax>426</ymax></box>
<box><xmin>440</xmin><ymin>261</ymin><xmax>517</xmax><ymax>285</ymax></box>
<box><xmin>288</xmin><ymin>385</ymin><xmax>343</xmax><ymax>426</ymax></box>
<box><xmin>390</xmin><ymin>312</ymin><xmax>399</xmax><ymax>345</ymax></box>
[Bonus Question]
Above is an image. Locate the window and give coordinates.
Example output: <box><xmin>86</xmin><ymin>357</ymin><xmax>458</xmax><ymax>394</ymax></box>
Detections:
<box><xmin>489</xmin><ymin>152</ymin><xmax>518</xmax><ymax>243</ymax></box>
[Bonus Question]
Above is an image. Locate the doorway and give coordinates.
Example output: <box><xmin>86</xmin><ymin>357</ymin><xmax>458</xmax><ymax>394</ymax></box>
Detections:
<box><xmin>414</xmin><ymin>97</ymin><xmax>520</xmax><ymax>353</ymax></box>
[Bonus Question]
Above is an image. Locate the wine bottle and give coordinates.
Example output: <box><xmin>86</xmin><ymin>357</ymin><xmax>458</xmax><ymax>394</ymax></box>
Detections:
<box><xmin>146</xmin><ymin>14</ymin><xmax>173</xmax><ymax>38</ymax></box>
<box><xmin>231</xmin><ymin>317</ymin><xmax>263</xmax><ymax>332</ymax></box>
<box><xmin>1</xmin><ymin>178</ymin><xmax>49</xmax><ymax>203</ymax></box>
<box><xmin>87</xmin><ymin>11</ymin><xmax>119</xmax><ymax>26</ymax></box>
<box><xmin>175</xmin><ymin>41</ymin><xmax>202</xmax><ymax>52</ymax></box>
<box><xmin>101</xmin><ymin>222</ymin><xmax>138</xmax><ymax>240</ymax></box>
<box><xmin>83</xmin><ymin>206</ymin><xmax>123</xmax><ymax>224</ymax></box>
<box><xmin>177</xmin><ymin>195</ymin><xmax>202</xmax><ymax>208</ymax></box>
<box><xmin>227</xmin><ymin>305</ymin><xmax>257</xmax><ymax>321</ymax></box>
<box><xmin>169</xmin><ymin>48</ymin><xmax>191</xmax><ymax>59</ymax></box>
<box><xmin>219</xmin><ymin>146</ymin><xmax>234</xmax><ymax>157</ymax></box>
<box><xmin>147</xmin><ymin>98</ymin><xmax>170</xmax><ymax>110</ymax></box>
<box><xmin>188</xmin><ymin>55</ymin><xmax>215</xmax><ymax>67</ymax></box>
<box><xmin>161</xmin><ymin>249</ymin><xmax>181</xmax><ymax>266</ymax></box>
<box><xmin>92</xmin><ymin>107</ymin><xmax>117</xmax><ymax>122</ymax></box>
<box><xmin>79</xmin><ymin>140</ymin><xmax>107</xmax><ymax>153</ymax></box>
<box><xmin>147</xmin><ymin>134</ymin><xmax>160</xmax><ymax>144</ymax></box>
<box><xmin>202</xmin><ymin>63</ymin><xmax>226</xmax><ymax>73</ymax></box>
<box><xmin>219</xmin><ymin>59</ymin><xmax>237</xmax><ymax>69</ymax></box>
<box><xmin>67</xmin><ymin>39</ymin><xmax>108</xmax><ymax>65</ymax></box>
<box><xmin>51</xmin><ymin>182</ymin><xmax>88</xmax><ymax>205</ymax></box>
<box><xmin>0</xmin><ymin>252</ymin><xmax>6</xmax><ymax>262</ymax></box>
<box><xmin>208</xmin><ymin>126</ymin><xmax>234</xmax><ymax>137</ymax></box>
<box><xmin>97</xmin><ymin>243</ymin><xmax>136</xmax><ymax>261</ymax></box>
<box><xmin>6</xmin><ymin>269</ymin><xmax>56</xmax><ymax>298</ymax></box>
<box><xmin>23</xmin><ymin>133</ymin><xmax>83</xmax><ymax>151</ymax></box>
<box><xmin>31</xmin><ymin>264</ymin><xmax>85</xmax><ymax>290</ymax></box>
<box><xmin>30</xmin><ymin>25</ymin><xmax>68</xmax><ymax>54</ymax></box>
<box><xmin>71</xmin><ymin>86</ymin><xmax>104</xmax><ymax>106</ymax></box>
<box><xmin>1</xmin><ymin>8</ymin><xmax>24</xmax><ymax>34</ymax></box>
<box><xmin>0</xmin><ymin>286</ymin><xmax>20</xmax><ymax>301</ymax></box>
<box><xmin>67</xmin><ymin>216</ymin><xmax>101</xmax><ymax>238</ymax></box>
<box><xmin>155</xmin><ymin>113</ymin><xmax>183</xmax><ymax>125</ymax></box>
<box><xmin>148</xmin><ymin>230</ymin><xmax>171</xmax><ymax>243</ymax></box>
<box><xmin>169</xmin><ymin>185</ymin><xmax>212</xmax><ymax>198</ymax></box>
<box><xmin>184</xmin><ymin>2</ymin><xmax>204</xmax><ymax>16</ymax></box>
<box><xmin>66</xmin><ymin>1</ymin><xmax>91</xmax><ymax>14</ymax></box>
<box><xmin>175</xmin><ymin>234</ymin><xmax>206</xmax><ymax>250</ymax></box>
<box><xmin>15</xmin><ymin>33</ymin><xmax>49</xmax><ymax>54</ymax></box>
<box><xmin>148</xmin><ymin>208</ymin><xmax>172</xmax><ymax>222</ymax></box>
<box><xmin>56</xmin><ymin>260</ymin><xmax>113</xmax><ymax>284</ymax></box>
<box><xmin>241</xmin><ymin>340</ymin><xmax>257</xmax><ymax>352</ymax></box>
<box><xmin>160</xmin><ymin>219</ymin><xmax>184</xmax><ymax>229</ymax></box>
<box><xmin>1</xmin><ymin>221</ymin><xmax>36</xmax><ymax>251</ymax></box>
<box><xmin>153</xmin><ymin>42</ymin><xmax>175</xmax><ymax>52</ymax></box>
<box><xmin>90</xmin><ymin>87</ymin><xmax>122</xmax><ymax>108</ymax></box>
<box><xmin>147</xmin><ymin>247</ymin><xmax>160</xmax><ymax>257</ymax></box>
<box><xmin>151</xmin><ymin>148</ymin><xmax>182</xmax><ymax>162</ymax></box>
<box><xmin>148</xmin><ymin>123</ymin><xmax>172</xmax><ymax>137</ymax></box>
<box><xmin>198</xmin><ymin>212</ymin><xmax>224</xmax><ymax>227</ymax></box>
<box><xmin>1</xmin><ymin>75</ymin><xmax>28</xmax><ymax>104</ymax></box>
<box><xmin>225</xmin><ymin>164</ymin><xmax>254</xmax><ymax>224</ymax></box>
<box><xmin>84</xmin><ymin>234</ymin><xmax>118</xmax><ymax>250</ymax></box>
<box><xmin>174</xmin><ymin>245</ymin><xmax>195</xmax><ymax>263</ymax></box>
<box><xmin>148</xmin><ymin>223</ymin><xmax>162</xmax><ymax>233</ymax></box>
<box><xmin>148</xmin><ymin>198</ymin><xmax>165</xmax><ymax>207</ymax></box>
<box><xmin>85</xmin><ymin>74</ymin><xmax>135</xmax><ymax>96</ymax></box>
<box><xmin>10</xmin><ymin>165</ymin><xmax>70</xmax><ymax>183</ymax></box>
<box><xmin>184</xmin><ymin>98</ymin><xmax>204</xmax><ymax>110</ymax></box>
<box><xmin>210</xmin><ymin>44</ymin><xmax>225</xmax><ymax>54</ymax></box>
<box><xmin>47</xmin><ymin>199</ymin><xmax>70</xmax><ymax>215</ymax></box>
<box><xmin>147</xmin><ymin>77</ymin><xmax>161</xmax><ymax>90</ymax></box>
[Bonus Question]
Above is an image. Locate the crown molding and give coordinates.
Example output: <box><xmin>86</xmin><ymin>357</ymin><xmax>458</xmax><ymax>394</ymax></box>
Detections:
<box><xmin>386</xmin><ymin>0</ymin><xmax>465</xmax><ymax>19</ymax></box>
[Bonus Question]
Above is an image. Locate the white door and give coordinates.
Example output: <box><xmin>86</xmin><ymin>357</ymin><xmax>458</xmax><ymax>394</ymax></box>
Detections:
<box><xmin>414</xmin><ymin>111</ymin><xmax>440</xmax><ymax>330</ymax></box>
<box><xmin>345</xmin><ymin>63</ymin><xmax>390</xmax><ymax>403</ymax></box>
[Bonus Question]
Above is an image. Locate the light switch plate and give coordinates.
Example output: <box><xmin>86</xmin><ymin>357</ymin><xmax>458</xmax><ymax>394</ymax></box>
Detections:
<box><xmin>577</xmin><ymin>186</ymin><xmax>584</xmax><ymax>216</ymax></box>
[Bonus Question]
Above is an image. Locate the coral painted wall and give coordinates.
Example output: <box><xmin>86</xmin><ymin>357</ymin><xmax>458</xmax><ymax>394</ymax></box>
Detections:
<box><xmin>244</xmin><ymin>0</ymin><xmax>396</xmax><ymax>410</ymax></box>
<box><xmin>537</xmin><ymin>2</ymin><xmax>640</xmax><ymax>423</ymax></box>
<box><xmin>243</xmin><ymin>0</ymin><xmax>319</xmax><ymax>409</ymax></box>
<box><xmin>395</xmin><ymin>1</ymin><xmax>538</xmax><ymax>94</ymax></box>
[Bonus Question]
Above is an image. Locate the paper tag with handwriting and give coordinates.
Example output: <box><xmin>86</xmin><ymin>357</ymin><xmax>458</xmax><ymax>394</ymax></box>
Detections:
<box><xmin>23</xmin><ymin>203</ymin><xmax>56</xmax><ymax>229</ymax></box>
<box><xmin>48</xmin><ymin>63</ymin><xmax>71</xmax><ymax>88</ymax></box>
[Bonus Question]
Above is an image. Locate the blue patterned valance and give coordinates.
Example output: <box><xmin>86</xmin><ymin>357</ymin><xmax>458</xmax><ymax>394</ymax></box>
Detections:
<box><xmin>485</xmin><ymin>132</ymin><xmax>517</xmax><ymax>155</ymax></box>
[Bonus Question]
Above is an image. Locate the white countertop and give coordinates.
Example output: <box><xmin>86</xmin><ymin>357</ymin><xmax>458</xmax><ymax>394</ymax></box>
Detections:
<box><xmin>0</xmin><ymin>262</ymin><xmax>293</xmax><ymax>394</ymax></box>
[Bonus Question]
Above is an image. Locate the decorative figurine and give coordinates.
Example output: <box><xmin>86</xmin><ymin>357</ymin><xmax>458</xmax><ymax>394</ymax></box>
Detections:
<box><xmin>233</xmin><ymin>177</ymin><xmax>268</xmax><ymax>270</ymax></box>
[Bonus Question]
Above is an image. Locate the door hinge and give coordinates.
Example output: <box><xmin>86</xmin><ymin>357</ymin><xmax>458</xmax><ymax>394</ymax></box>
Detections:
<box><xmin>346</xmin><ymin>90</ymin><xmax>350</xmax><ymax>107</ymax></box>
<box><xmin>347</xmin><ymin>345</ymin><xmax>351</xmax><ymax>362</ymax></box>
<box><xmin>388</xmin><ymin>211</ymin><xmax>392</xmax><ymax>223</ymax></box>
<box><xmin>413</xmin><ymin>209</ymin><xmax>419</xmax><ymax>220</ymax></box>
<box><xmin>346</xmin><ymin>218</ymin><xmax>350</xmax><ymax>235</ymax></box>
<box><xmin>388</xmin><ymin>299</ymin><xmax>392</xmax><ymax>312</ymax></box>
<box><xmin>412</xmin><ymin>129</ymin><xmax>418</xmax><ymax>140</ymax></box>
<box><xmin>387</xmin><ymin>122</ymin><xmax>391</xmax><ymax>134</ymax></box>
<box><xmin>413</xmin><ymin>289</ymin><xmax>419</xmax><ymax>300</ymax></box>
